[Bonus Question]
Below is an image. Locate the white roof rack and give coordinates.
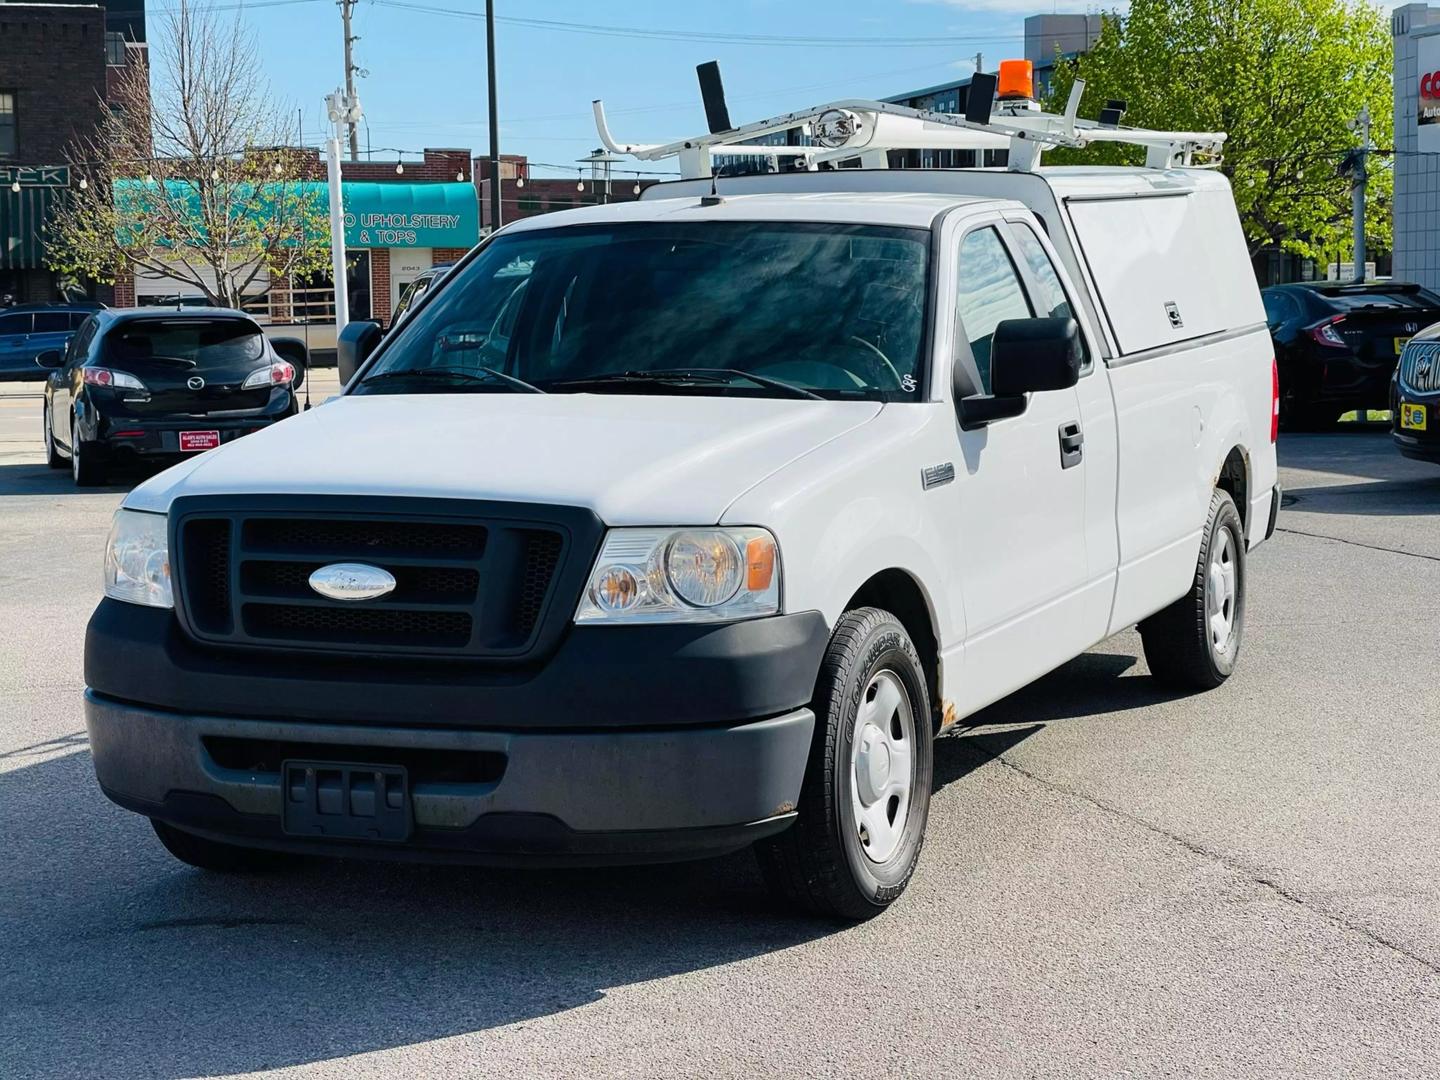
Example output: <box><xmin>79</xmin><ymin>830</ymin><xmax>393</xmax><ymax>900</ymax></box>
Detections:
<box><xmin>592</xmin><ymin>79</ymin><xmax>1226</xmax><ymax>178</ymax></box>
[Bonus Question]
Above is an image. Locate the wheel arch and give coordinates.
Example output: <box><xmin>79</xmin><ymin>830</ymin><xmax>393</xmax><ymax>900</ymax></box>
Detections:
<box><xmin>1215</xmin><ymin>443</ymin><xmax>1251</xmax><ymax>538</ymax></box>
<box><xmin>844</xmin><ymin>568</ymin><xmax>942</xmax><ymax>729</ymax></box>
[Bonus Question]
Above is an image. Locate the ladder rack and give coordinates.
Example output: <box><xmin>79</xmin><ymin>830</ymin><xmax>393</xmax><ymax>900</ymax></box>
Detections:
<box><xmin>592</xmin><ymin>79</ymin><xmax>1226</xmax><ymax>178</ymax></box>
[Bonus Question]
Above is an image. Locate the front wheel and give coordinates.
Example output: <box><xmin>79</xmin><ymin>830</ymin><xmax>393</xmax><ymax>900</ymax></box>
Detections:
<box><xmin>1139</xmin><ymin>488</ymin><xmax>1246</xmax><ymax>690</ymax></box>
<box><xmin>42</xmin><ymin>401</ymin><xmax>65</xmax><ymax>469</ymax></box>
<box><xmin>755</xmin><ymin>607</ymin><xmax>933</xmax><ymax>921</ymax></box>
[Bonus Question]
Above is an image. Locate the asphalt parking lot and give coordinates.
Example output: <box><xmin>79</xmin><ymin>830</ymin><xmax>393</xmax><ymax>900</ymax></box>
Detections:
<box><xmin>2</xmin><ymin>379</ymin><xmax>1438</xmax><ymax>1078</ymax></box>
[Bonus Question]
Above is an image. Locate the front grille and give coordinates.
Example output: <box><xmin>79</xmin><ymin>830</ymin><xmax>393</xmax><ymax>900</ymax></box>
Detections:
<box><xmin>173</xmin><ymin>499</ymin><xmax>594</xmax><ymax>660</ymax></box>
<box><xmin>1400</xmin><ymin>341</ymin><xmax>1440</xmax><ymax>394</ymax></box>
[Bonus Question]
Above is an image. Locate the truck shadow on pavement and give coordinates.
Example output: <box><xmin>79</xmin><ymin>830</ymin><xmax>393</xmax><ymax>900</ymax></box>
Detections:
<box><xmin>0</xmin><ymin>653</ymin><xmax>1169</xmax><ymax>1078</ymax></box>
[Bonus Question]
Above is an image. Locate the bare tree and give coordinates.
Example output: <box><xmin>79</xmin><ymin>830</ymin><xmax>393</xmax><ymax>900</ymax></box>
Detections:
<box><xmin>47</xmin><ymin>1</ymin><xmax>330</xmax><ymax>308</ymax></box>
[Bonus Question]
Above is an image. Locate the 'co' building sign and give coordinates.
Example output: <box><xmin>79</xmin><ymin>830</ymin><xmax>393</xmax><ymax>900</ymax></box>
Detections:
<box><xmin>1421</xmin><ymin>34</ymin><xmax>1440</xmax><ymax>153</ymax></box>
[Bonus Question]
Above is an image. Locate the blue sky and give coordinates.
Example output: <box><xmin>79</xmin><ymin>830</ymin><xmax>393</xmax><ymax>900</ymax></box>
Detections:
<box><xmin>229</xmin><ymin>0</ymin><xmax>1048</xmax><ymax>181</ymax></box>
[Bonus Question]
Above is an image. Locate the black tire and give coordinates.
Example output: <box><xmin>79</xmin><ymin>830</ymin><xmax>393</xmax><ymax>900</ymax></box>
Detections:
<box><xmin>70</xmin><ymin>418</ymin><xmax>105</xmax><ymax>487</ymax></box>
<box><xmin>42</xmin><ymin>401</ymin><xmax>65</xmax><ymax>469</ymax></box>
<box><xmin>755</xmin><ymin>607</ymin><xmax>933</xmax><ymax>921</ymax></box>
<box><xmin>150</xmin><ymin>819</ymin><xmax>297</xmax><ymax>873</ymax></box>
<box><xmin>1140</xmin><ymin>489</ymin><xmax>1246</xmax><ymax>690</ymax></box>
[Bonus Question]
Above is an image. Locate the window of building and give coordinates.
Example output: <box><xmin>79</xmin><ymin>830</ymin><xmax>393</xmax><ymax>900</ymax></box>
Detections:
<box><xmin>0</xmin><ymin>92</ymin><xmax>16</xmax><ymax>158</ymax></box>
<box><xmin>105</xmin><ymin>32</ymin><xmax>128</xmax><ymax>66</ymax></box>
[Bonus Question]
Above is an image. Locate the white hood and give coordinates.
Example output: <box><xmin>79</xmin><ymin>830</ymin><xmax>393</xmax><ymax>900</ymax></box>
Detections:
<box><xmin>125</xmin><ymin>392</ymin><xmax>883</xmax><ymax>525</ymax></box>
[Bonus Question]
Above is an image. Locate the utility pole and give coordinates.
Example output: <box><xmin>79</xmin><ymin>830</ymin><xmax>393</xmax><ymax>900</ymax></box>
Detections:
<box><xmin>339</xmin><ymin>0</ymin><xmax>361</xmax><ymax>160</ymax></box>
<box><xmin>487</xmin><ymin>0</ymin><xmax>501</xmax><ymax>232</ymax></box>
<box><xmin>1350</xmin><ymin>104</ymin><xmax>1372</xmax><ymax>284</ymax></box>
<box><xmin>325</xmin><ymin>89</ymin><xmax>362</xmax><ymax>332</ymax></box>
<box><xmin>973</xmin><ymin>52</ymin><xmax>984</xmax><ymax>75</ymax></box>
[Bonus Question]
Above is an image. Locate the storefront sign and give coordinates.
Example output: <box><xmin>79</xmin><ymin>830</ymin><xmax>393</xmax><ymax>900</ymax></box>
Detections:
<box><xmin>0</xmin><ymin>165</ymin><xmax>70</xmax><ymax>188</ymax></box>
<box><xmin>337</xmin><ymin>182</ymin><xmax>478</xmax><ymax>248</ymax></box>
<box><xmin>1420</xmin><ymin>34</ymin><xmax>1440</xmax><ymax>154</ymax></box>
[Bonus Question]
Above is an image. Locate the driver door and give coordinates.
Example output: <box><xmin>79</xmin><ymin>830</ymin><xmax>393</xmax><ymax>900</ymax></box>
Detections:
<box><xmin>947</xmin><ymin>221</ymin><xmax>1093</xmax><ymax>714</ymax></box>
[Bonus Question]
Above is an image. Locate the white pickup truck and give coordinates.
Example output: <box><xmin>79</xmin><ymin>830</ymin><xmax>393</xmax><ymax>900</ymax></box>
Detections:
<box><xmin>84</xmin><ymin>90</ymin><xmax>1278</xmax><ymax>920</ymax></box>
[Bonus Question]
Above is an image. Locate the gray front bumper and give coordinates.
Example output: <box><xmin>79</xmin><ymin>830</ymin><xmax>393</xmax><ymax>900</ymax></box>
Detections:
<box><xmin>85</xmin><ymin>691</ymin><xmax>814</xmax><ymax>864</ymax></box>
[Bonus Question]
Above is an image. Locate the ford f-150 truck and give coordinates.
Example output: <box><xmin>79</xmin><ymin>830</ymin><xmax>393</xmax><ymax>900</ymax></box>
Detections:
<box><xmin>84</xmin><ymin>81</ymin><xmax>1279</xmax><ymax>919</ymax></box>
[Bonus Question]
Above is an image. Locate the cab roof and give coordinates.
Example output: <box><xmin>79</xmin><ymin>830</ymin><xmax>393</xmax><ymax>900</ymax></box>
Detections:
<box><xmin>502</xmin><ymin>190</ymin><xmax>1002</xmax><ymax>232</ymax></box>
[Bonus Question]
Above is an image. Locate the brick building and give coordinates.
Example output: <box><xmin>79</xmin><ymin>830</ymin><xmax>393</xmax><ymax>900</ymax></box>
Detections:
<box><xmin>0</xmin><ymin>1</ymin><xmax>124</xmax><ymax>303</ymax></box>
<box><xmin>474</xmin><ymin>154</ymin><xmax>656</xmax><ymax>232</ymax></box>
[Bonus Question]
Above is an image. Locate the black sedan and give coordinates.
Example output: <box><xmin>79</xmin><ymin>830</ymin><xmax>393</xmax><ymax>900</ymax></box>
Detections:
<box><xmin>1262</xmin><ymin>281</ymin><xmax>1440</xmax><ymax>430</ymax></box>
<box><xmin>1392</xmin><ymin>325</ymin><xmax>1440</xmax><ymax>465</ymax></box>
<box><xmin>38</xmin><ymin>308</ymin><xmax>303</xmax><ymax>486</ymax></box>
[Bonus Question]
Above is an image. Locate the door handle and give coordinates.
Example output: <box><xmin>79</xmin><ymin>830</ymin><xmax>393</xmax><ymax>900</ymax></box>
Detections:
<box><xmin>1058</xmin><ymin>420</ymin><xmax>1084</xmax><ymax>469</ymax></box>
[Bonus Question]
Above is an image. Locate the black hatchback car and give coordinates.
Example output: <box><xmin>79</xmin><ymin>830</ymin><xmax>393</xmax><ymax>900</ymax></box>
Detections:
<box><xmin>38</xmin><ymin>308</ymin><xmax>301</xmax><ymax>485</ymax></box>
<box><xmin>1262</xmin><ymin>281</ymin><xmax>1440</xmax><ymax>430</ymax></box>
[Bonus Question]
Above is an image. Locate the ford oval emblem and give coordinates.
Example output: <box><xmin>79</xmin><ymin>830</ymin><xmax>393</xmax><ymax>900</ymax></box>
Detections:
<box><xmin>308</xmin><ymin>563</ymin><xmax>396</xmax><ymax>602</ymax></box>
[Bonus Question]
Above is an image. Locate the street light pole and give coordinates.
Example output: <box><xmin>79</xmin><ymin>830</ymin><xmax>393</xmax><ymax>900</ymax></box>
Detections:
<box><xmin>1350</xmin><ymin>104</ymin><xmax>1371</xmax><ymax>284</ymax></box>
<box><xmin>486</xmin><ymin>0</ymin><xmax>501</xmax><ymax>232</ymax></box>
<box><xmin>325</xmin><ymin>89</ymin><xmax>361</xmax><ymax>333</ymax></box>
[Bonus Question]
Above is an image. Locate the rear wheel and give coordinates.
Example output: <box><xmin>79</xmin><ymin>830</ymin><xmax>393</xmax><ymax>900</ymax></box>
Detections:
<box><xmin>70</xmin><ymin>414</ymin><xmax>105</xmax><ymax>486</ymax></box>
<box><xmin>42</xmin><ymin>401</ymin><xmax>64</xmax><ymax>469</ymax></box>
<box><xmin>151</xmin><ymin>819</ymin><xmax>298</xmax><ymax>873</ymax></box>
<box><xmin>755</xmin><ymin>607</ymin><xmax>933</xmax><ymax>921</ymax></box>
<box><xmin>1140</xmin><ymin>488</ymin><xmax>1246</xmax><ymax>690</ymax></box>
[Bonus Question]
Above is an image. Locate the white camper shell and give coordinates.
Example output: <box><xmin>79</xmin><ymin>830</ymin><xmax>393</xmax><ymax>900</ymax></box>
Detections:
<box><xmin>81</xmin><ymin>84</ymin><xmax>1280</xmax><ymax>922</ymax></box>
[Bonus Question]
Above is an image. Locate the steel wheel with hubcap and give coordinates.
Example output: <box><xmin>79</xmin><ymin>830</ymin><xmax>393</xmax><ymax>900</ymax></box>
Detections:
<box><xmin>1140</xmin><ymin>487</ymin><xmax>1246</xmax><ymax>689</ymax></box>
<box><xmin>756</xmin><ymin>606</ymin><xmax>933</xmax><ymax>921</ymax></box>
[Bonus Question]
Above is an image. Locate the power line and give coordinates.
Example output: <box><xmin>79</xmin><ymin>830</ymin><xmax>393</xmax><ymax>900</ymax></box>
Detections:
<box><xmin>370</xmin><ymin>1</ymin><xmax>1027</xmax><ymax>49</ymax></box>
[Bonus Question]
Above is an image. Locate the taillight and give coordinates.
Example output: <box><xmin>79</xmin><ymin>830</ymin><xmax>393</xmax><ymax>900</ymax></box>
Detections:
<box><xmin>83</xmin><ymin>367</ymin><xmax>147</xmax><ymax>391</ymax></box>
<box><xmin>1306</xmin><ymin>315</ymin><xmax>1348</xmax><ymax>349</ymax></box>
<box><xmin>1271</xmin><ymin>357</ymin><xmax>1279</xmax><ymax>442</ymax></box>
<box><xmin>241</xmin><ymin>360</ymin><xmax>296</xmax><ymax>390</ymax></box>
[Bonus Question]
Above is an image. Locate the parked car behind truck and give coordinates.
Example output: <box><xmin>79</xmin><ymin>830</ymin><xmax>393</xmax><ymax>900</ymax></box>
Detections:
<box><xmin>81</xmin><ymin>101</ymin><xmax>1279</xmax><ymax>920</ymax></box>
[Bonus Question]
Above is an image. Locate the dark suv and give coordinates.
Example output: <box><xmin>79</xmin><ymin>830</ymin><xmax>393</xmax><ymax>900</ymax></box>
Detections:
<box><xmin>1392</xmin><ymin>324</ymin><xmax>1440</xmax><ymax>464</ymax></box>
<box><xmin>39</xmin><ymin>308</ymin><xmax>301</xmax><ymax>485</ymax></box>
<box><xmin>0</xmin><ymin>302</ymin><xmax>106</xmax><ymax>381</ymax></box>
<box><xmin>1262</xmin><ymin>281</ymin><xmax>1440</xmax><ymax>430</ymax></box>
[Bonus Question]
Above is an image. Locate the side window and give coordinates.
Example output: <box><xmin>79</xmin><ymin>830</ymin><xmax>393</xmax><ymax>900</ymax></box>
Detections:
<box><xmin>70</xmin><ymin>312</ymin><xmax>91</xmax><ymax>330</ymax></box>
<box><xmin>1011</xmin><ymin>225</ymin><xmax>1073</xmax><ymax>321</ymax></box>
<box><xmin>33</xmin><ymin>312</ymin><xmax>70</xmax><ymax>333</ymax></box>
<box><xmin>955</xmin><ymin>227</ymin><xmax>1034</xmax><ymax>394</ymax></box>
<box><xmin>66</xmin><ymin>318</ymin><xmax>96</xmax><ymax>366</ymax></box>
<box><xmin>0</xmin><ymin>312</ymin><xmax>32</xmax><ymax>337</ymax></box>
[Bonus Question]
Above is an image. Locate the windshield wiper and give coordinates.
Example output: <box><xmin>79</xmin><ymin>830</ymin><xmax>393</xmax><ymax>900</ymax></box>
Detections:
<box><xmin>546</xmin><ymin>367</ymin><xmax>822</xmax><ymax>400</ymax></box>
<box><xmin>359</xmin><ymin>365</ymin><xmax>545</xmax><ymax>394</ymax></box>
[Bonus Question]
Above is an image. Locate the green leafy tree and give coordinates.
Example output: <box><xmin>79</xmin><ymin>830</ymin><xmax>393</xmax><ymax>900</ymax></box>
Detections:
<box><xmin>47</xmin><ymin>1</ymin><xmax>330</xmax><ymax>307</ymax></box>
<box><xmin>1045</xmin><ymin>0</ymin><xmax>1392</xmax><ymax>263</ymax></box>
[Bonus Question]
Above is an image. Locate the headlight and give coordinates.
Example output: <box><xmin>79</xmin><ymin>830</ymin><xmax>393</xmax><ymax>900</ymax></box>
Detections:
<box><xmin>104</xmin><ymin>509</ymin><xmax>173</xmax><ymax>608</ymax></box>
<box><xmin>575</xmin><ymin>527</ymin><xmax>780</xmax><ymax>624</ymax></box>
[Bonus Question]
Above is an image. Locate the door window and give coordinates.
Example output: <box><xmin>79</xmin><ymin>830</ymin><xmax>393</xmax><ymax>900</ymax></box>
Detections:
<box><xmin>33</xmin><ymin>312</ymin><xmax>71</xmax><ymax>333</ymax></box>
<box><xmin>1011</xmin><ymin>223</ymin><xmax>1089</xmax><ymax>368</ymax></box>
<box><xmin>955</xmin><ymin>227</ymin><xmax>1033</xmax><ymax>393</ymax></box>
<box><xmin>0</xmin><ymin>312</ymin><xmax>32</xmax><ymax>337</ymax></box>
<box><xmin>65</xmin><ymin>318</ymin><xmax>97</xmax><ymax>367</ymax></box>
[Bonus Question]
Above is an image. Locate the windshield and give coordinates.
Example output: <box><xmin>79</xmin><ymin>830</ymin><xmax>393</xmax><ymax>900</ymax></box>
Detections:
<box><xmin>356</xmin><ymin>221</ymin><xmax>930</xmax><ymax>401</ymax></box>
<box><xmin>105</xmin><ymin>318</ymin><xmax>266</xmax><ymax>373</ymax></box>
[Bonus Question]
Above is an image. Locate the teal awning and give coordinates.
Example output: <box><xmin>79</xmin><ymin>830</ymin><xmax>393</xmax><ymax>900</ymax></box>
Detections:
<box><xmin>112</xmin><ymin>179</ymin><xmax>479</xmax><ymax>250</ymax></box>
<box><xmin>339</xmin><ymin>182</ymin><xmax>478</xmax><ymax>248</ymax></box>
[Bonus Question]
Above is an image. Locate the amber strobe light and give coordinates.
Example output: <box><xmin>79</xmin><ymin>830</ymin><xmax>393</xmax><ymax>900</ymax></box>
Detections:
<box><xmin>996</xmin><ymin>59</ymin><xmax>1034</xmax><ymax>101</ymax></box>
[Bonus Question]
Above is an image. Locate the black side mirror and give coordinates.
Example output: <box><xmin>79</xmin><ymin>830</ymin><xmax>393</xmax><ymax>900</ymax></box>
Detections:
<box><xmin>34</xmin><ymin>350</ymin><xmax>64</xmax><ymax>369</ymax></box>
<box><xmin>336</xmin><ymin>320</ymin><xmax>382</xmax><ymax>387</ymax></box>
<box><xmin>958</xmin><ymin>317</ymin><xmax>1083</xmax><ymax>429</ymax></box>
